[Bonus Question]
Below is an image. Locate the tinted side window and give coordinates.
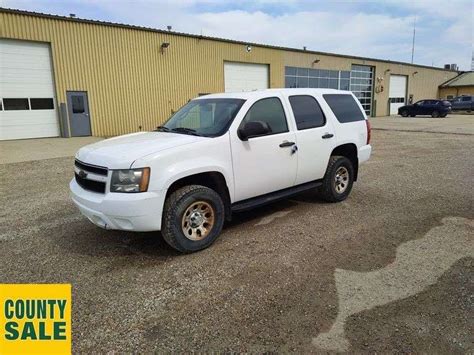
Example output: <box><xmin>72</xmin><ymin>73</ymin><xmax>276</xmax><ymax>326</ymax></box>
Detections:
<box><xmin>241</xmin><ymin>97</ymin><xmax>288</xmax><ymax>135</ymax></box>
<box><xmin>289</xmin><ymin>95</ymin><xmax>326</xmax><ymax>130</ymax></box>
<box><xmin>323</xmin><ymin>94</ymin><xmax>365</xmax><ymax>123</ymax></box>
<box><xmin>462</xmin><ymin>96</ymin><xmax>471</xmax><ymax>102</ymax></box>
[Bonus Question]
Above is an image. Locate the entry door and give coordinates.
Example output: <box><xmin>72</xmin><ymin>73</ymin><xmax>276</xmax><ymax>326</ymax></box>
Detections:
<box><xmin>67</xmin><ymin>92</ymin><xmax>91</xmax><ymax>136</ymax></box>
<box><xmin>230</xmin><ymin>96</ymin><xmax>297</xmax><ymax>202</ymax></box>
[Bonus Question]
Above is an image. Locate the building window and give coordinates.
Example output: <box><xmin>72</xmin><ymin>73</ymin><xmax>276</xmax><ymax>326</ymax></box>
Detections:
<box><xmin>284</xmin><ymin>66</ymin><xmax>351</xmax><ymax>90</ymax></box>
<box><xmin>284</xmin><ymin>65</ymin><xmax>374</xmax><ymax>116</ymax></box>
<box><xmin>30</xmin><ymin>98</ymin><xmax>54</xmax><ymax>110</ymax></box>
<box><xmin>71</xmin><ymin>95</ymin><xmax>85</xmax><ymax>113</ymax></box>
<box><xmin>3</xmin><ymin>98</ymin><xmax>30</xmax><ymax>110</ymax></box>
<box><xmin>350</xmin><ymin>64</ymin><xmax>374</xmax><ymax>116</ymax></box>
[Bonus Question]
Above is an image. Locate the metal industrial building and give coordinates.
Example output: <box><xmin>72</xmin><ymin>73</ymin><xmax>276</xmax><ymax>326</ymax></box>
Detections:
<box><xmin>439</xmin><ymin>71</ymin><xmax>474</xmax><ymax>99</ymax></box>
<box><xmin>0</xmin><ymin>8</ymin><xmax>462</xmax><ymax>140</ymax></box>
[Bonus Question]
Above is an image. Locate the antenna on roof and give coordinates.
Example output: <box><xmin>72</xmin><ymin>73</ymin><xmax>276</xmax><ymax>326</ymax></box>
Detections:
<box><xmin>167</xmin><ymin>25</ymin><xmax>172</xmax><ymax>31</ymax></box>
<box><xmin>411</xmin><ymin>15</ymin><xmax>416</xmax><ymax>64</ymax></box>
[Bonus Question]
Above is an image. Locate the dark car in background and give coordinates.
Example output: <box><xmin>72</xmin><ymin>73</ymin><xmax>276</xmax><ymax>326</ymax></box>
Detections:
<box><xmin>398</xmin><ymin>99</ymin><xmax>451</xmax><ymax>118</ymax></box>
<box><xmin>450</xmin><ymin>95</ymin><xmax>473</xmax><ymax>112</ymax></box>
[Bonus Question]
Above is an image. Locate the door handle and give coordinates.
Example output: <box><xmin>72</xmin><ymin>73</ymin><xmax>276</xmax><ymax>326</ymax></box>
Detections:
<box><xmin>322</xmin><ymin>133</ymin><xmax>334</xmax><ymax>139</ymax></box>
<box><xmin>279</xmin><ymin>141</ymin><xmax>295</xmax><ymax>147</ymax></box>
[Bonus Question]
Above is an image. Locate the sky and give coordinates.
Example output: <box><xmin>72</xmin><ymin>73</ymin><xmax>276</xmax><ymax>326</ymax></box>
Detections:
<box><xmin>3</xmin><ymin>0</ymin><xmax>473</xmax><ymax>70</ymax></box>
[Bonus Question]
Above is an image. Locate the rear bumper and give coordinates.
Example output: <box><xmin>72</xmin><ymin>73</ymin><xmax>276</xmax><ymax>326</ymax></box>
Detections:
<box><xmin>359</xmin><ymin>144</ymin><xmax>372</xmax><ymax>164</ymax></box>
<box><xmin>70</xmin><ymin>179</ymin><xmax>165</xmax><ymax>231</ymax></box>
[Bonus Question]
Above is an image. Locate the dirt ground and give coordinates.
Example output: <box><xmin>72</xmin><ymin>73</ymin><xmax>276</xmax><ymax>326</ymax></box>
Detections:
<box><xmin>0</xmin><ymin>116</ymin><xmax>473</xmax><ymax>353</ymax></box>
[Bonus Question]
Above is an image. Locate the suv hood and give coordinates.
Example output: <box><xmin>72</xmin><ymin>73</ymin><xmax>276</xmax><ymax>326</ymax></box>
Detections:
<box><xmin>76</xmin><ymin>132</ymin><xmax>202</xmax><ymax>169</ymax></box>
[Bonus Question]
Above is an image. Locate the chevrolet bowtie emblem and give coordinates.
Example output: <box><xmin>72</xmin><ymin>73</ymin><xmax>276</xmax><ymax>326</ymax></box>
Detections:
<box><xmin>78</xmin><ymin>170</ymin><xmax>88</xmax><ymax>179</ymax></box>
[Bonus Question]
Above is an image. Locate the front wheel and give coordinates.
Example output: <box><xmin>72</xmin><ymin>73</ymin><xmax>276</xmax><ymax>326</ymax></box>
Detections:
<box><xmin>400</xmin><ymin>110</ymin><xmax>409</xmax><ymax>117</ymax></box>
<box><xmin>161</xmin><ymin>185</ymin><xmax>225</xmax><ymax>253</ymax></box>
<box><xmin>318</xmin><ymin>156</ymin><xmax>354</xmax><ymax>202</ymax></box>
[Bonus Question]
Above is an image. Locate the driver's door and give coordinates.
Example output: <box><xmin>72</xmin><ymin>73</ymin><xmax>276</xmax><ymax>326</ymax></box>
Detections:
<box><xmin>230</xmin><ymin>96</ymin><xmax>297</xmax><ymax>202</ymax></box>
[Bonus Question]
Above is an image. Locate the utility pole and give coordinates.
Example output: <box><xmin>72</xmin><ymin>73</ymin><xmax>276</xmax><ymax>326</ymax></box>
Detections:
<box><xmin>411</xmin><ymin>16</ymin><xmax>416</xmax><ymax>64</ymax></box>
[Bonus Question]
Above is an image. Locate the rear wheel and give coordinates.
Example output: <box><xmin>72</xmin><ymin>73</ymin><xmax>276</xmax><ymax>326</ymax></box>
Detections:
<box><xmin>318</xmin><ymin>156</ymin><xmax>354</xmax><ymax>202</ymax></box>
<box><xmin>431</xmin><ymin>110</ymin><xmax>440</xmax><ymax>118</ymax></box>
<box><xmin>161</xmin><ymin>185</ymin><xmax>225</xmax><ymax>253</ymax></box>
<box><xmin>440</xmin><ymin>113</ymin><xmax>447</xmax><ymax>118</ymax></box>
<box><xmin>400</xmin><ymin>110</ymin><xmax>409</xmax><ymax>117</ymax></box>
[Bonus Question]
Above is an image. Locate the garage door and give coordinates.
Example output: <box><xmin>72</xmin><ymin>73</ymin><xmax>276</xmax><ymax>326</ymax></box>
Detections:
<box><xmin>0</xmin><ymin>39</ymin><xmax>59</xmax><ymax>140</ymax></box>
<box><xmin>224</xmin><ymin>62</ymin><xmax>269</xmax><ymax>92</ymax></box>
<box><xmin>389</xmin><ymin>75</ymin><xmax>407</xmax><ymax>115</ymax></box>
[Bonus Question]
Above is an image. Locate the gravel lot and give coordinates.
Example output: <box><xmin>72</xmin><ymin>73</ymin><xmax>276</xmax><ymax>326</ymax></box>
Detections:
<box><xmin>0</xmin><ymin>116</ymin><xmax>473</xmax><ymax>352</ymax></box>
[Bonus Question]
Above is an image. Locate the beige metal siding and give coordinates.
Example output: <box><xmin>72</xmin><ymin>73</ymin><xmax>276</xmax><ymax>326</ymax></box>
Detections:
<box><xmin>1</xmin><ymin>12</ymin><xmax>284</xmax><ymax>137</ymax></box>
<box><xmin>439</xmin><ymin>86</ymin><xmax>474</xmax><ymax>98</ymax></box>
<box><xmin>1</xmin><ymin>10</ymin><xmax>459</xmax><ymax>138</ymax></box>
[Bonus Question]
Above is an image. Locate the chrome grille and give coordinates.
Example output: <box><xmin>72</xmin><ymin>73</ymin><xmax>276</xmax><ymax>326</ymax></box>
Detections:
<box><xmin>74</xmin><ymin>159</ymin><xmax>108</xmax><ymax>193</ymax></box>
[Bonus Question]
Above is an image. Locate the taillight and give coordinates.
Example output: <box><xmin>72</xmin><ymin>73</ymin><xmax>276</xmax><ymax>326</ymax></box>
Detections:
<box><xmin>366</xmin><ymin>119</ymin><xmax>371</xmax><ymax>145</ymax></box>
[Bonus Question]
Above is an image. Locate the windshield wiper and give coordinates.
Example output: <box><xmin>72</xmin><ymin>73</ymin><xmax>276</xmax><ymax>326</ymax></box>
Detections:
<box><xmin>155</xmin><ymin>126</ymin><xmax>171</xmax><ymax>132</ymax></box>
<box><xmin>170</xmin><ymin>127</ymin><xmax>201</xmax><ymax>136</ymax></box>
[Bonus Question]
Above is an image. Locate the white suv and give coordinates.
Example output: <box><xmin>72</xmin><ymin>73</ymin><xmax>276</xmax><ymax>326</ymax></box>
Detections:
<box><xmin>70</xmin><ymin>89</ymin><xmax>372</xmax><ymax>252</ymax></box>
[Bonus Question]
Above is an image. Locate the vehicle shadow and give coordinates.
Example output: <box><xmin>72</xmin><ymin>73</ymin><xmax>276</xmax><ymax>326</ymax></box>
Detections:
<box><xmin>225</xmin><ymin>191</ymin><xmax>325</xmax><ymax>229</ymax></box>
<box><xmin>56</xmin><ymin>191</ymin><xmax>326</xmax><ymax>258</ymax></box>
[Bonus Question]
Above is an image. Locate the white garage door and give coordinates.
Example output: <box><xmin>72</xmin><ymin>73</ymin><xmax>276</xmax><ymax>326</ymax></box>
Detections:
<box><xmin>224</xmin><ymin>62</ymin><xmax>269</xmax><ymax>92</ymax></box>
<box><xmin>389</xmin><ymin>75</ymin><xmax>407</xmax><ymax>115</ymax></box>
<box><xmin>0</xmin><ymin>39</ymin><xmax>59</xmax><ymax>140</ymax></box>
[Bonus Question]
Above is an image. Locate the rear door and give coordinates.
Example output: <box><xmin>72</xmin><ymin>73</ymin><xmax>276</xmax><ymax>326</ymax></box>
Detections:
<box><xmin>230</xmin><ymin>95</ymin><xmax>297</xmax><ymax>201</ymax></box>
<box><xmin>286</xmin><ymin>94</ymin><xmax>336</xmax><ymax>184</ymax></box>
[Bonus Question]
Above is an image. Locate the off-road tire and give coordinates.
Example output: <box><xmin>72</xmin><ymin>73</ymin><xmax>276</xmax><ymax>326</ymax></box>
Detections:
<box><xmin>401</xmin><ymin>110</ymin><xmax>409</xmax><ymax>117</ymax></box>
<box><xmin>318</xmin><ymin>156</ymin><xmax>354</xmax><ymax>203</ymax></box>
<box><xmin>431</xmin><ymin>110</ymin><xmax>440</xmax><ymax>118</ymax></box>
<box><xmin>161</xmin><ymin>185</ymin><xmax>225</xmax><ymax>253</ymax></box>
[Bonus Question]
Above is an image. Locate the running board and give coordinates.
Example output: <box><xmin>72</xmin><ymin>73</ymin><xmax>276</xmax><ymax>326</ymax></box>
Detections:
<box><xmin>231</xmin><ymin>180</ymin><xmax>322</xmax><ymax>213</ymax></box>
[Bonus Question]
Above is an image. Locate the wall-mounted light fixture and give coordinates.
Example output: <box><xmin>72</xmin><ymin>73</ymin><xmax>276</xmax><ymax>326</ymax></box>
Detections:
<box><xmin>246</xmin><ymin>45</ymin><xmax>252</xmax><ymax>52</ymax></box>
<box><xmin>313</xmin><ymin>59</ymin><xmax>320</xmax><ymax>64</ymax></box>
<box><xmin>160</xmin><ymin>42</ymin><xmax>170</xmax><ymax>54</ymax></box>
<box><xmin>413</xmin><ymin>71</ymin><xmax>418</xmax><ymax>75</ymax></box>
<box><xmin>384</xmin><ymin>68</ymin><xmax>391</xmax><ymax>74</ymax></box>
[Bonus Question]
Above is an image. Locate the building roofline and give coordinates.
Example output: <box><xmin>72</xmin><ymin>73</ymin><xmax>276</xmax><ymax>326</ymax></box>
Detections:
<box><xmin>439</xmin><ymin>71</ymin><xmax>473</xmax><ymax>88</ymax></box>
<box><xmin>0</xmin><ymin>7</ymin><xmax>460</xmax><ymax>73</ymax></box>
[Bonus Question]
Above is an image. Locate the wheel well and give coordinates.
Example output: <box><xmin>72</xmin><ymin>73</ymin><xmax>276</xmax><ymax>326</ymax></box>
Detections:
<box><xmin>331</xmin><ymin>144</ymin><xmax>359</xmax><ymax>181</ymax></box>
<box><xmin>165</xmin><ymin>172</ymin><xmax>232</xmax><ymax>221</ymax></box>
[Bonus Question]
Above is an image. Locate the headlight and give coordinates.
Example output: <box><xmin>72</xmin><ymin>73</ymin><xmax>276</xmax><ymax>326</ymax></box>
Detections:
<box><xmin>110</xmin><ymin>168</ymin><xmax>150</xmax><ymax>193</ymax></box>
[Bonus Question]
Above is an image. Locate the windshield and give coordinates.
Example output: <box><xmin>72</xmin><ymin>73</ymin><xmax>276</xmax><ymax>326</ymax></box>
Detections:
<box><xmin>158</xmin><ymin>98</ymin><xmax>246</xmax><ymax>137</ymax></box>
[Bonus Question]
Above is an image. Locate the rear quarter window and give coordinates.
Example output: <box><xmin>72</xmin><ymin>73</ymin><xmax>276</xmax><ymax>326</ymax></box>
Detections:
<box><xmin>323</xmin><ymin>94</ymin><xmax>365</xmax><ymax>123</ymax></box>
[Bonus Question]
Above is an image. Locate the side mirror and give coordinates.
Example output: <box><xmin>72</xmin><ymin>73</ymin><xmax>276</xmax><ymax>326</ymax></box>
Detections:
<box><xmin>238</xmin><ymin>121</ymin><xmax>271</xmax><ymax>141</ymax></box>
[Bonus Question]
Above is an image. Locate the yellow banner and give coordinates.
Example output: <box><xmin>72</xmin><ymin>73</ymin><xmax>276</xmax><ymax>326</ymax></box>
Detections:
<box><xmin>0</xmin><ymin>284</ymin><xmax>71</xmax><ymax>354</ymax></box>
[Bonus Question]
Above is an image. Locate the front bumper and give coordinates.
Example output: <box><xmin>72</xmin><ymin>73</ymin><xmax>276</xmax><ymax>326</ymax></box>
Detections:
<box><xmin>70</xmin><ymin>179</ymin><xmax>165</xmax><ymax>231</ymax></box>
